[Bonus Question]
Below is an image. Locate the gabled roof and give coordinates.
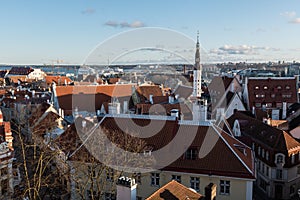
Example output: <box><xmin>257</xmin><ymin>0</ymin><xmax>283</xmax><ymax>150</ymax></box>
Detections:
<box><xmin>227</xmin><ymin>111</ymin><xmax>300</xmax><ymax>154</ymax></box>
<box><xmin>208</xmin><ymin>76</ymin><xmax>234</xmax><ymax>95</ymax></box>
<box><xmin>55</xmin><ymin>84</ymin><xmax>134</xmax><ymax>97</ymax></box>
<box><xmin>135</xmin><ymin>85</ymin><xmax>163</xmax><ymax>103</ymax></box>
<box><xmin>146</xmin><ymin>180</ymin><xmax>203</xmax><ymax>200</ymax></box>
<box><xmin>173</xmin><ymin>85</ymin><xmax>193</xmax><ymax>99</ymax></box>
<box><xmin>58</xmin><ymin>116</ymin><xmax>255</xmax><ymax>179</ymax></box>
<box><xmin>45</xmin><ymin>76</ymin><xmax>72</xmax><ymax>85</ymax></box>
<box><xmin>55</xmin><ymin>84</ymin><xmax>134</xmax><ymax>112</ymax></box>
<box><xmin>8</xmin><ymin>66</ymin><xmax>34</xmax><ymax>75</ymax></box>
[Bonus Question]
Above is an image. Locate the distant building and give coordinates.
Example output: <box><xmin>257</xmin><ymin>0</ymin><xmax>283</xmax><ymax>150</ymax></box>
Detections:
<box><xmin>243</xmin><ymin>77</ymin><xmax>298</xmax><ymax>119</ymax></box>
<box><xmin>7</xmin><ymin>66</ymin><xmax>46</xmax><ymax>81</ymax></box>
<box><xmin>0</xmin><ymin>109</ymin><xmax>16</xmax><ymax>199</ymax></box>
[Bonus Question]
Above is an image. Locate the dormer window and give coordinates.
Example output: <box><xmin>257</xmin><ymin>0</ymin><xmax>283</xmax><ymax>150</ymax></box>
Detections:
<box><xmin>263</xmin><ymin>86</ymin><xmax>268</xmax><ymax>90</ymax></box>
<box><xmin>277</xmin><ymin>155</ymin><xmax>283</xmax><ymax>163</ymax></box>
<box><xmin>185</xmin><ymin>148</ymin><xmax>197</xmax><ymax>160</ymax></box>
<box><xmin>233</xmin><ymin>120</ymin><xmax>241</xmax><ymax>137</ymax></box>
<box><xmin>255</xmin><ymin>86</ymin><xmax>260</xmax><ymax>90</ymax></box>
<box><xmin>277</xmin><ymin>85</ymin><xmax>282</xmax><ymax>90</ymax></box>
<box><xmin>275</xmin><ymin>153</ymin><xmax>285</xmax><ymax>166</ymax></box>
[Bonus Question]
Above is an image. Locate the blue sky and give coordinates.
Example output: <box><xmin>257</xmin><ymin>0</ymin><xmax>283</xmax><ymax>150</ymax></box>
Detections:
<box><xmin>1</xmin><ymin>0</ymin><xmax>300</xmax><ymax>64</ymax></box>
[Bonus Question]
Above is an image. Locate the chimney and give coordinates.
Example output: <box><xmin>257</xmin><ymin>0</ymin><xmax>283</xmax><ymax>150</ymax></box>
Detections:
<box><xmin>168</xmin><ymin>96</ymin><xmax>174</xmax><ymax>104</ymax></box>
<box><xmin>170</xmin><ymin>109</ymin><xmax>179</xmax><ymax>119</ymax></box>
<box><xmin>282</xmin><ymin>102</ymin><xmax>287</xmax><ymax>119</ymax></box>
<box><xmin>123</xmin><ymin>101</ymin><xmax>128</xmax><ymax>114</ymax></box>
<box><xmin>200</xmin><ymin>99</ymin><xmax>207</xmax><ymax>121</ymax></box>
<box><xmin>149</xmin><ymin>95</ymin><xmax>153</xmax><ymax>104</ymax></box>
<box><xmin>252</xmin><ymin>106</ymin><xmax>256</xmax><ymax>116</ymax></box>
<box><xmin>108</xmin><ymin>99</ymin><xmax>121</xmax><ymax>115</ymax></box>
<box><xmin>116</xmin><ymin>176</ymin><xmax>137</xmax><ymax>200</ymax></box>
<box><xmin>205</xmin><ymin>183</ymin><xmax>217</xmax><ymax>200</ymax></box>
<box><xmin>0</xmin><ymin>109</ymin><xmax>3</xmax><ymax>123</ymax></box>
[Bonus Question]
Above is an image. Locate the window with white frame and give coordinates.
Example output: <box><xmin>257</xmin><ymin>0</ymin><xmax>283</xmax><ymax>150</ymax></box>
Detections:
<box><xmin>172</xmin><ymin>175</ymin><xmax>181</xmax><ymax>183</ymax></box>
<box><xmin>190</xmin><ymin>177</ymin><xmax>200</xmax><ymax>192</ymax></box>
<box><xmin>220</xmin><ymin>180</ymin><xmax>230</xmax><ymax>195</ymax></box>
<box><xmin>151</xmin><ymin>173</ymin><xmax>160</xmax><ymax>186</ymax></box>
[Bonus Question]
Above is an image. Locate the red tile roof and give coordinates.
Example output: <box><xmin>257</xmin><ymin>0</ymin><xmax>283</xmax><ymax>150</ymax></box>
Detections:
<box><xmin>136</xmin><ymin>85</ymin><xmax>163</xmax><ymax>103</ymax></box>
<box><xmin>227</xmin><ymin>111</ymin><xmax>300</xmax><ymax>166</ymax></box>
<box><xmin>55</xmin><ymin>84</ymin><xmax>134</xmax><ymax>97</ymax></box>
<box><xmin>55</xmin><ymin>84</ymin><xmax>134</xmax><ymax>112</ymax></box>
<box><xmin>146</xmin><ymin>180</ymin><xmax>203</xmax><ymax>200</ymax></box>
<box><xmin>59</xmin><ymin>116</ymin><xmax>255</xmax><ymax>179</ymax></box>
<box><xmin>45</xmin><ymin>76</ymin><xmax>72</xmax><ymax>85</ymax></box>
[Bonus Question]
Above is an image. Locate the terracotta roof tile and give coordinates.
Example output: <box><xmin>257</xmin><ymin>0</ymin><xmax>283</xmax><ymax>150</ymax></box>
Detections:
<box><xmin>227</xmin><ymin>111</ymin><xmax>300</xmax><ymax>155</ymax></box>
<box><xmin>146</xmin><ymin>180</ymin><xmax>203</xmax><ymax>200</ymax></box>
<box><xmin>136</xmin><ymin>85</ymin><xmax>163</xmax><ymax>103</ymax></box>
<box><xmin>45</xmin><ymin>76</ymin><xmax>72</xmax><ymax>85</ymax></box>
<box><xmin>60</xmin><ymin>116</ymin><xmax>255</xmax><ymax>179</ymax></box>
<box><xmin>55</xmin><ymin>84</ymin><xmax>135</xmax><ymax>112</ymax></box>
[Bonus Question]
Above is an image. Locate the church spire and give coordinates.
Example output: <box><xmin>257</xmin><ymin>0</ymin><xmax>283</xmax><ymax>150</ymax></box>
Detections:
<box><xmin>193</xmin><ymin>31</ymin><xmax>202</xmax><ymax>98</ymax></box>
<box><xmin>195</xmin><ymin>31</ymin><xmax>200</xmax><ymax>70</ymax></box>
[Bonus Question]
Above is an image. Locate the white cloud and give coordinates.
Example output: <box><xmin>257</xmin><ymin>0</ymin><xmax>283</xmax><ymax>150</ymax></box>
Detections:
<box><xmin>104</xmin><ymin>21</ymin><xmax>119</xmax><ymax>27</ymax></box>
<box><xmin>104</xmin><ymin>20</ymin><xmax>145</xmax><ymax>28</ymax></box>
<box><xmin>210</xmin><ymin>45</ymin><xmax>280</xmax><ymax>55</ymax></box>
<box><xmin>289</xmin><ymin>18</ymin><xmax>300</xmax><ymax>24</ymax></box>
<box><xmin>81</xmin><ymin>8</ymin><xmax>96</xmax><ymax>15</ymax></box>
<box><xmin>280</xmin><ymin>11</ymin><xmax>296</xmax><ymax>18</ymax></box>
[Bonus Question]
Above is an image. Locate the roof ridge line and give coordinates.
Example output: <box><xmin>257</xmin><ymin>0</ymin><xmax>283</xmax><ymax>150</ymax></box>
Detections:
<box><xmin>211</xmin><ymin>124</ymin><xmax>254</xmax><ymax>177</ymax></box>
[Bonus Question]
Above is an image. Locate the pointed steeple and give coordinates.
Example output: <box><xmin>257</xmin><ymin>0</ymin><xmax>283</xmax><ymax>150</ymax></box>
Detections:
<box><xmin>193</xmin><ymin>31</ymin><xmax>202</xmax><ymax>98</ymax></box>
<box><xmin>195</xmin><ymin>31</ymin><xmax>200</xmax><ymax>70</ymax></box>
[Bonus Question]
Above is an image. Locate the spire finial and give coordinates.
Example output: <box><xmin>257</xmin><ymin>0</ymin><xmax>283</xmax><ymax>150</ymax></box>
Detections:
<box><xmin>197</xmin><ymin>30</ymin><xmax>199</xmax><ymax>43</ymax></box>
